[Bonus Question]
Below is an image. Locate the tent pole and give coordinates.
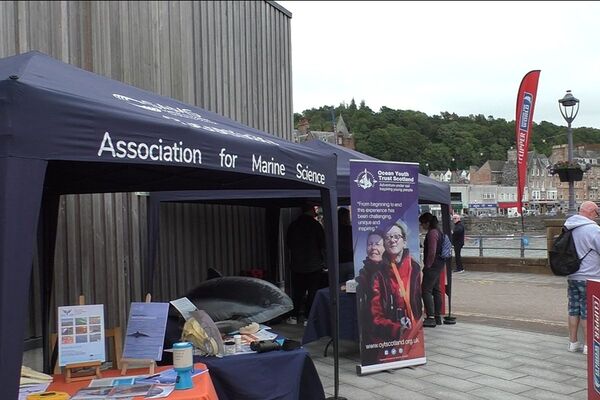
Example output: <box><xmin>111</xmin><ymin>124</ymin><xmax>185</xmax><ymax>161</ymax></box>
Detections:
<box><xmin>0</xmin><ymin>158</ymin><xmax>47</xmax><ymax>399</ymax></box>
<box><xmin>38</xmin><ymin>192</ymin><xmax>61</xmax><ymax>373</ymax></box>
<box><xmin>145</xmin><ymin>195</ymin><xmax>161</xmax><ymax>298</ymax></box>
<box><xmin>321</xmin><ymin>187</ymin><xmax>346</xmax><ymax>400</ymax></box>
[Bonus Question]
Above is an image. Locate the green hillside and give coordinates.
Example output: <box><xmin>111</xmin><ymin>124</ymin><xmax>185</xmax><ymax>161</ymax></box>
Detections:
<box><xmin>295</xmin><ymin>100</ymin><xmax>600</xmax><ymax>172</ymax></box>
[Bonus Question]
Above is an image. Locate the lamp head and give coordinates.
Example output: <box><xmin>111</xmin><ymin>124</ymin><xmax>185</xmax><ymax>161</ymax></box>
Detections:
<box><xmin>558</xmin><ymin>90</ymin><xmax>580</xmax><ymax>123</ymax></box>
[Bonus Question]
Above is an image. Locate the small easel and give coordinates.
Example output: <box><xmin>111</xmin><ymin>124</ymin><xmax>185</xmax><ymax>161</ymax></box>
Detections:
<box><xmin>120</xmin><ymin>293</ymin><xmax>157</xmax><ymax>375</ymax></box>
<box><xmin>64</xmin><ymin>295</ymin><xmax>103</xmax><ymax>383</ymax></box>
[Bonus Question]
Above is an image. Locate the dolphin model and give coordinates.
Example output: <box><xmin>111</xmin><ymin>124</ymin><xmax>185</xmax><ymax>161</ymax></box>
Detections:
<box><xmin>182</xmin><ymin>276</ymin><xmax>293</xmax><ymax>332</ymax></box>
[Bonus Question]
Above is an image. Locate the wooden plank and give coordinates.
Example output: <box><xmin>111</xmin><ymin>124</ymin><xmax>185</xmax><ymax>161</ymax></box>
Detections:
<box><xmin>180</xmin><ymin>1</ymin><xmax>195</xmax><ymax>104</ymax></box>
<box><xmin>0</xmin><ymin>1</ymin><xmax>17</xmax><ymax>56</ymax></box>
<box><xmin>107</xmin><ymin>1</ymin><xmax>123</xmax><ymax>80</ymax></box>
<box><xmin>101</xmin><ymin>193</ymin><xmax>117</xmax><ymax>326</ymax></box>
<box><xmin>129</xmin><ymin>193</ymin><xmax>143</xmax><ymax>301</ymax></box>
<box><xmin>157</xmin><ymin>1</ymin><xmax>171</xmax><ymax>96</ymax></box>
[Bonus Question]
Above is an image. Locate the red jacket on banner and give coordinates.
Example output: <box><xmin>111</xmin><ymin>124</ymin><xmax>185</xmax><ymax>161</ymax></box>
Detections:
<box><xmin>515</xmin><ymin>70</ymin><xmax>541</xmax><ymax>214</ymax></box>
<box><xmin>356</xmin><ymin>230</ymin><xmax>424</xmax><ymax>366</ymax></box>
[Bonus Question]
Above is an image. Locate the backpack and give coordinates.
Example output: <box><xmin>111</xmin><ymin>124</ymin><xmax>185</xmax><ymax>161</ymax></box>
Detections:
<box><xmin>549</xmin><ymin>225</ymin><xmax>592</xmax><ymax>276</ymax></box>
<box><xmin>439</xmin><ymin>231</ymin><xmax>453</xmax><ymax>260</ymax></box>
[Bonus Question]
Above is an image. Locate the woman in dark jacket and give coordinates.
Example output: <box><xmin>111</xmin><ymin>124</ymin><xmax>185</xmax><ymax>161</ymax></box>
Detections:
<box><xmin>419</xmin><ymin>212</ymin><xmax>445</xmax><ymax>327</ymax></box>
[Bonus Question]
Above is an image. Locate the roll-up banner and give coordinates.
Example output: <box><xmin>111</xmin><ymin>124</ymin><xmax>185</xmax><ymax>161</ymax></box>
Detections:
<box><xmin>350</xmin><ymin>160</ymin><xmax>426</xmax><ymax>375</ymax></box>
<box><xmin>515</xmin><ymin>70</ymin><xmax>541</xmax><ymax>215</ymax></box>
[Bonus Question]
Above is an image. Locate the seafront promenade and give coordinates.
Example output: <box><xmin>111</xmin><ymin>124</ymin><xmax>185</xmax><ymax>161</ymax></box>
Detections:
<box><xmin>276</xmin><ymin>271</ymin><xmax>587</xmax><ymax>399</ymax></box>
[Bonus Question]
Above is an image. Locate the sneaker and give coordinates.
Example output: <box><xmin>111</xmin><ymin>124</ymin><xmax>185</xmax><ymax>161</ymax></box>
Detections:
<box><xmin>568</xmin><ymin>341</ymin><xmax>582</xmax><ymax>352</ymax></box>
<box><xmin>455</xmin><ymin>268</ymin><xmax>465</xmax><ymax>274</ymax></box>
<box><xmin>423</xmin><ymin>317</ymin><xmax>437</xmax><ymax>328</ymax></box>
<box><xmin>435</xmin><ymin>316</ymin><xmax>443</xmax><ymax>325</ymax></box>
<box><xmin>286</xmin><ymin>317</ymin><xmax>298</xmax><ymax>325</ymax></box>
<box><xmin>584</xmin><ymin>345</ymin><xmax>588</xmax><ymax>355</ymax></box>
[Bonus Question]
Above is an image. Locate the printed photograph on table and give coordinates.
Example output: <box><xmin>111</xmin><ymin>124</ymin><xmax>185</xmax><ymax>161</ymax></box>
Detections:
<box><xmin>350</xmin><ymin>160</ymin><xmax>426</xmax><ymax>375</ymax></box>
<box><xmin>57</xmin><ymin>304</ymin><xmax>105</xmax><ymax>366</ymax></box>
<box><xmin>123</xmin><ymin>302</ymin><xmax>170</xmax><ymax>360</ymax></box>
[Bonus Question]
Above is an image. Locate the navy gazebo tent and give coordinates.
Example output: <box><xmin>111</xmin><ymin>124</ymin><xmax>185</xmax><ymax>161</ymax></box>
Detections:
<box><xmin>0</xmin><ymin>51</ymin><xmax>340</xmax><ymax>399</ymax></box>
<box><xmin>146</xmin><ymin>139</ymin><xmax>452</xmax><ymax>293</ymax></box>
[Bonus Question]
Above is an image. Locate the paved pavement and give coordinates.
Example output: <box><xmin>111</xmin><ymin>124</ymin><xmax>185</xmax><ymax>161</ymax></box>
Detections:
<box><xmin>450</xmin><ymin>271</ymin><xmax>568</xmax><ymax>336</ymax></box>
<box><xmin>275</xmin><ymin>272</ymin><xmax>587</xmax><ymax>400</ymax></box>
<box><xmin>276</xmin><ymin>320</ymin><xmax>587</xmax><ymax>400</ymax></box>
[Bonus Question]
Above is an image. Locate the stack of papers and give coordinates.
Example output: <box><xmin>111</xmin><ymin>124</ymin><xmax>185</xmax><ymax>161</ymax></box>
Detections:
<box><xmin>134</xmin><ymin>367</ymin><xmax>208</xmax><ymax>384</ymax></box>
<box><xmin>72</xmin><ymin>383</ymin><xmax>174</xmax><ymax>399</ymax></box>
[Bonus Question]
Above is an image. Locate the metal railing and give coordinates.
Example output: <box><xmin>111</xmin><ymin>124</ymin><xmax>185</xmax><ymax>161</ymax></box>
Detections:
<box><xmin>461</xmin><ymin>234</ymin><xmax>547</xmax><ymax>258</ymax></box>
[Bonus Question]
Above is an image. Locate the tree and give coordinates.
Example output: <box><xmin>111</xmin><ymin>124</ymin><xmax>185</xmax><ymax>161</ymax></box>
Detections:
<box><xmin>296</xmin><ymin>100</ymin><xmax>600</xmax><ymax>166</ymax></box>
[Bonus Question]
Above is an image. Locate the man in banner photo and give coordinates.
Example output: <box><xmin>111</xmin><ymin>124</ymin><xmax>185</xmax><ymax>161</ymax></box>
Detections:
<box><xmin>351</xmin><ymin>161</ymin><xmax>425</xmax><ymax>372</ymax></box>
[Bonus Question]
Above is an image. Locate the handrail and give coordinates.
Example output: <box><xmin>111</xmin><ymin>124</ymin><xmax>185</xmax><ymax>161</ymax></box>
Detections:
<box><xmin>422</xmin><ymin>233</ymin><xmax>548</xmax><ymax>258</ymax></box>
<box><xmin>464</xmin><ymin>234</ymin><xmax>546</xmax><ymax>258</ymax></box>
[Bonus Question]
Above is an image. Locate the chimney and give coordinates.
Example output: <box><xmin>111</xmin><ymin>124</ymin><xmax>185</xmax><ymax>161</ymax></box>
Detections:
<box><xmin>298</xmin><ymin>118</ymin><xmax>310</xmax><ymax>134</ymax></box>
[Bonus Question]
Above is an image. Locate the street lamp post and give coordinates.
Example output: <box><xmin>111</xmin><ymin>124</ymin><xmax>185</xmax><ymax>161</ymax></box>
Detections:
<box><xmin>558</xmin><ymin>90</ymin><xmax>580</xmax><ymax>215</ymax></box>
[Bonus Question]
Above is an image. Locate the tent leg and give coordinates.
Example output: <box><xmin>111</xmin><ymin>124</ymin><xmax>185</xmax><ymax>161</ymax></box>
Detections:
<box><xmin>38</xmin><ymin>192</ymin><xmax>61</xmax><ymax>373</ymax></box>
<box><xmin>320</xmin><ymin>188</ymin><xmax>346</xmax><ymax>400</ymax></box>
<box><xmin>0</xmin><ymin>158</ymin><xmax>47</xmax><ymax>400</ymax></box>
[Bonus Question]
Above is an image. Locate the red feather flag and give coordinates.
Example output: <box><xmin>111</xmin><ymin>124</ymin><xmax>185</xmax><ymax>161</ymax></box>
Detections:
<box><xmin>515</xmin><ymin>70</ymin><xmax>541</xmax><ymax>216</ymax></box>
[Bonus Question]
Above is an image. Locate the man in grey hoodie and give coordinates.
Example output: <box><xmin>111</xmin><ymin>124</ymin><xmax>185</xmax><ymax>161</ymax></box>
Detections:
<box><xmin>565</xmin><ymin>201</ymin><xmax>600</xmax><ymax>355</ymax></box>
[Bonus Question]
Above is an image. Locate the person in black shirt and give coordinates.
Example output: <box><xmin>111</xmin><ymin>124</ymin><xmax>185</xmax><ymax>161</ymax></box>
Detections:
<box><xmin>286</xmin><ymin>203</ymin><xmax>326</xmax><ymax>324</ymax></box>
<box><xmin>452</xmin><ymin>214</ymin><xmax>465</xmax><ymax>273</ymax></box>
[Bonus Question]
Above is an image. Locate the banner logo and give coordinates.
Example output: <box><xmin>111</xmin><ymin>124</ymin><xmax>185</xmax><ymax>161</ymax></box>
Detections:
<box><xmin>112</xmin><ymin>93</ymin><xmax>278</xmax><ymax>146</ymax></box>
<box><xmin>354</xmin><ymin>168</ymin><xmax>378</xmax><ymax>189</ymax></box>
<box><xmin>519</xmin><ymin>93</ymin><xmax>533</xmax><ymax>131</ymax></box>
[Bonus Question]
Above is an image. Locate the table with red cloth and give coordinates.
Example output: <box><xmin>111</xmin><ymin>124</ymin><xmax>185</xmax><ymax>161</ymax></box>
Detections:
<box><xmin>48</xmin><ymin>363</ymin><xmax>218</xmax><ymax>400</ymax></box>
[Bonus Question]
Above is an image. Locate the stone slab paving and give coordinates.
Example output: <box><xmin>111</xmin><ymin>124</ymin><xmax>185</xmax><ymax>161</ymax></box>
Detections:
<box><xmin>277</xmin><ymin>319</ymin><xmax>588</xmax><ymax>399</ymax></box>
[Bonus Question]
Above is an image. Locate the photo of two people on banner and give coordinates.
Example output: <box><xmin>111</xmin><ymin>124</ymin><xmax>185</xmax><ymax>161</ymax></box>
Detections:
<box><xmin>355</xmin><ymin>213</ymin><xmax>447</xmax><ymax>365</ymax></box>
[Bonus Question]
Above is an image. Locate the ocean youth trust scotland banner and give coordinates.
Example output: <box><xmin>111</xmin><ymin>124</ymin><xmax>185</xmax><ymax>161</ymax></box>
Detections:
<box><xmin>349</xmin><ymin>160</ymin><xmax>426</xmax><ymax>375</ymax></box>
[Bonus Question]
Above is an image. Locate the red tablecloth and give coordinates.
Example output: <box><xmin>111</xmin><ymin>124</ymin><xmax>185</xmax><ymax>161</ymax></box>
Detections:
<box><xmin>48</xmin><ymin>363</ymin><xmax>218</xmax><ymax>400</ymax></box>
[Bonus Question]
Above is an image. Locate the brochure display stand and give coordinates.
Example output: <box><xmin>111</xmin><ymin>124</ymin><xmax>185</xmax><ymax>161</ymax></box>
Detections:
<box><xmin>120</xmin><ymin>294</ymin><xmax>158</xmax><ymax>376</ymax></box>
<box><xmin>64</xmin><ymin>360</ymin><xmax>102</xmax><ymax>383</ymax></box>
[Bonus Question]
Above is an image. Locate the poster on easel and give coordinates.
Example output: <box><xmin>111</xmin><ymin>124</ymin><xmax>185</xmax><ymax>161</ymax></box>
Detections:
<box><xmin>122</xmin><ymin>302</ymin><xmax>170</xmax><ymax>360</ymax></box>
<box><xmin>350</xmin><ymin>160</ymin><xmax>425</xmax><ymax>375</ymax></box>
<box><xmin>58</xmin><ymin>304</ymin><xmax>106</xmax><ymax>366</ymax></box>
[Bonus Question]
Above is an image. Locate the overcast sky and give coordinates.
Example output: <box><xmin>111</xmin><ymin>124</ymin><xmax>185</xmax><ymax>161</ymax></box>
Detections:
<box><xmin>278</xmin><ymin>1</ymin><xmax>600</xmax><ymax>129</ymax></box>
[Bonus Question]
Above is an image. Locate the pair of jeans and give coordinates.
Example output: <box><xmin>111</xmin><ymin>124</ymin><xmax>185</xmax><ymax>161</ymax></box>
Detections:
<box><xmin>422</xmin><ymin>261</ymin><xmax>444</xmax><ymax>318</ymax></box>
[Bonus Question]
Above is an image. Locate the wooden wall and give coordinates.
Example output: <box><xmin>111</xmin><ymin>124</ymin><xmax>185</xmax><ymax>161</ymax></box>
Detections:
<box><xmin>0</xmin><ymin>1</ymin><xmax>293</xmax><ymax>338</ymax></box>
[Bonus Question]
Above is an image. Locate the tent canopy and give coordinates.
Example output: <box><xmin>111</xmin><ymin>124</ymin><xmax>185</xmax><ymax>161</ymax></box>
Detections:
<box><xmin>0</xmin><ymin>52</ymin><xmax>337</xmax><ymax>193</ymax></box>
<box><xmin>0</xmin><ymin>51</ymin><xmax>340</xmax><ymax>398</ymax></box>
<box><xmin>149</xmin><ymin>139</ymin><xmax>451</xmax><ymax>206</ymax></box>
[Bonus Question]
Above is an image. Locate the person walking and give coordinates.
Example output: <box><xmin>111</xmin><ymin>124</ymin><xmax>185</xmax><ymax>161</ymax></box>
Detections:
<box><xmin>419</xmin><ymin>212</ymin><xmax>445</xmax><ymax>327</ymax></box>
<box><xmin>564</xmin><ymin>200</ymin><xmax>600</xmax><ymax>355</ymax></box>
<box><xmin>452</xmin><ymin>214</ymin><xmax>465</xmax><ymax>273</ymax></box>
<box><xmin>285</xmin><ymin>202</ymin><xmax>326</xmax><ymax>325</ymax></box>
